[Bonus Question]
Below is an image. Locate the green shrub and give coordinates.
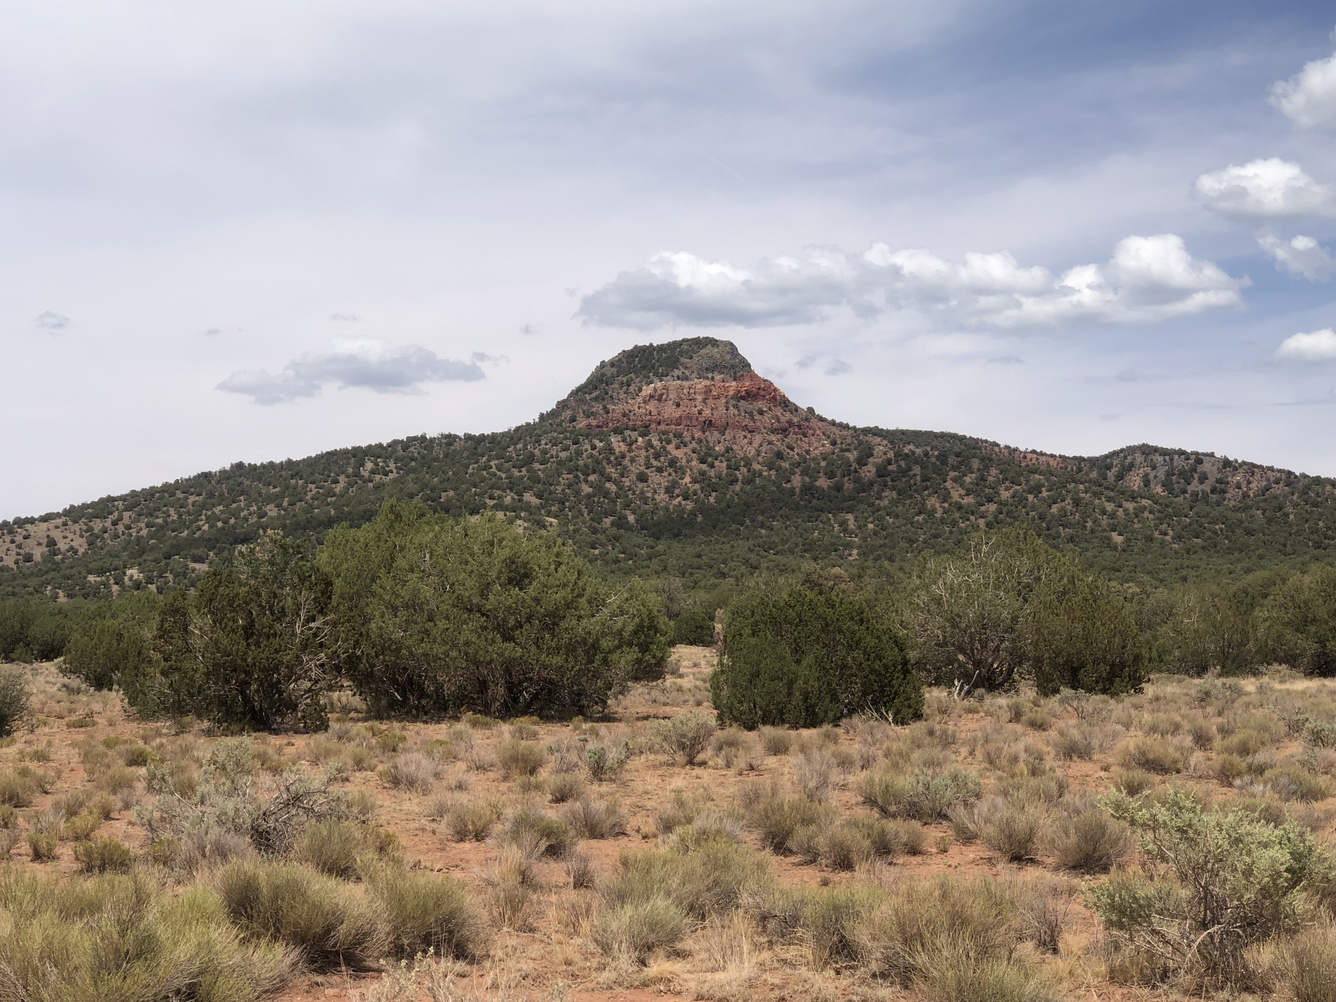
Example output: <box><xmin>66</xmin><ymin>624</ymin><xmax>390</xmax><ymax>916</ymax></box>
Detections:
<box><xmin>216</xmin><ymin>858</ymin><xmax>389</xmax><ymax>970</ymax></box>
<box><xmin>1092</xmin><ymin>789</ymin><xmax>1331</xmax><ymax>982</ymax></box>
<box><xmin>366</xmin><ymin>865</ymin><xmax>486</xmax><ymax>960</ymax></box>
<box><xmin>858</xmin><ymin>767</ymin><xmax>981</xmax><ymax>822</ymax></box>
<box><xmin>63</xmin><ymin>619</ymin><xmax>151</xmax><ymax>691</ymax></box>
<box><xmin>652</xmin><ymin>711</ymin><xmax>717</xmax><ymax>765</ymax></box>
<box><xmin>135</xmin><ymin>536</ymin><xmax>342</xmax><ymax>730</ymax></box>
<box><xmin>712</xmin><ymin>585</ymin><xmax>921</xmax><ymax>729</ymax></box>
<box><xmin>0</xmin><ymin>668</ymin><xmax>28</xmax><ymax>738</ymax></box>
<box><xmin>670</xmin><ymin>609</ymin><xmax>716</xmax><ymax>647</ymax></box>
<box><xmin>1026</xmin><ymin>576</ymin><xmax>1145</xmax><ymax>697</ymax></box>
<box><xmin>321</xmin><ymin>503</ymin><xmax>670</xmax><ymax>719</ymax></box>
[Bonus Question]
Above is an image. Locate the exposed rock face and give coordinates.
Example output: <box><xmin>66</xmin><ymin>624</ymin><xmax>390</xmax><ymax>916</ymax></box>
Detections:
<box><xmin>576</xmin><ymin>371</ymin><xmax>843</xmax><ymax>456</ymax></box>
<box><xmin>553</xmin><ymin>338</ymin><xmax>850</xmax><ymax>456</ymax></box>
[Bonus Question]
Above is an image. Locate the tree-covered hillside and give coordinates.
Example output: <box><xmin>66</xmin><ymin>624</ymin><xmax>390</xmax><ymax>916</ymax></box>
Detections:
<box><xmin>3</xmin><ymin>338</ymin><xmax>1334</xmax><ymax>601</ymax></box>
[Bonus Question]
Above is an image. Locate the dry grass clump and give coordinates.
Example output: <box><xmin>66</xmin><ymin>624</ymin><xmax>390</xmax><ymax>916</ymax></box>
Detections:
<box><xmin>739</xmin><ymin>782</ymin><xmax>830</xmax><ymax>853</ymax></box>
<box><xmin>295</xmin><ymin>820</ymin><xmax>400</xmax><ymax>879</ymax></box>
<box><xmin>791</xmin><ymin>748</ymin><xmax>841</xmax><ymax>803</ymax></box>
<box><xmin>584</xmin><ymin>742</ymin><xmax>630</xmax><ymax>781</ymax></box>
<box><xmin>593</xmin><ymin>836</ymin><xmax>772</xmax><ymax>963</ymax></box>
<box><xmin>949</xmin><ymin>797</ymin><xmax>1045</xmax><ymax>862</ymax></box>
<box><xmin>1119</xmin><ymin>736</ymin><xmax>1189</xmax><ymax>775</ymax></box>
<box><xmin>493</xmin><ymin>807</ymin><xmax>575</xmax><ymax>858</ymax></box>
<box><xmin>0</xmin><ymin>768</ymin><xmax>43</xmax><ymax>808</ymax></box>
<box><xmin>857</xmin><ymin>767</ymin><xmax>981</xmax><ymax>822</ymax></box>
<box><xmin>366</xmin><ymin>864</ymin><xmax>487</xmax><ymax>961</ymax></box>
<box><xmin>382</xmin><ymin>752</ymin><xmax>439</xmax><ymax>793</ymax></box>
<box><xmin>486</xmin><ymin>844</ymin><xmax>537</xmax><ymax>930</ymax></box>
<box><xmin>1265</xmin><ymin>923</ymin><xmax>1336</xmax><ymax>1002</ymax></box>
<box><xmin>784</xmin><ymin>871</ymin><xmax>1053</xmax><ymax>999</ymax></box>
<box><xmin>1046</xmin><ymin>809</ymin><xmax>1131</xmax><ymax>873</ymax></box>
<box><xmin>0</xmin><ymin>869</ymin><xmax>295</xmax><ymax>1001</ymax></box>
<box><xmin>1111</xmin><ymin>768</ymin><xmax>1157</xmax><ymax>796</ymax></box>
<box><xmin>547</xmin><ymin>771</ymin><xmax>586</xmax><ymax>804</ymax></box>
<box><xmin>1265</xmin><ymin>763</ymin><xmax>1331</xmax><ymax>803</ymax></box>
<box><xmin>758</xmin><ymin>727</ymin><xmax>793</xmax><ymax>756</ymax></box>
<box><xmin>444</xmin><ymin>800</ymin><xmax>503</xmax><ymax>842</ymax></box>
<box><xmin>561</xmin><ymin>797</ymin><xmax>626</xmax><ymax>839</ymax></box>
<box><xmin>801</xmin><ymin>816</ymin><xmax>924</xmax><ymax>870</ymax></box>
<box><xmin>652</xmin><ymin>711</ymin><xmax>718</xmax><ymax>766</ymax></box>
<box><xmin>495</xmin><ymin>739</ymin><xmax>547</xmax><ymax>779</ymax></box>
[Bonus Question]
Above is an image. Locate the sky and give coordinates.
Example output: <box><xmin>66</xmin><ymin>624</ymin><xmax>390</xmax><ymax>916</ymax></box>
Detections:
<box><xmin>4</xmin><ymin>0</ymin><xmax>1336</xmax><ymax>519</ymax></box>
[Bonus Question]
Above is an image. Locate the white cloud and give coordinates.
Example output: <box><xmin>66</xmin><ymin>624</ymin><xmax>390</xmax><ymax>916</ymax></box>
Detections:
<box><xmin>217</xmin><ymin>339</ymin><xmax>484</xmax><ymax>405</ymax></box>
<box><xmin>1195</xmin><ymin>159</ymin><xmax>1336</xmax><ymax>220</ymax></box>
<box><xmin>825</xmin><ymin>359</ymin><xmax>851</xmax><ymax>376</ymax></box>
<box><xmin>1258</xmin><ymin>232</ymin><xmax>1335</xmax><ymax>281</ymax></box>
<box><xmin>35</xmin><ymin>311</ymin><xmax>70</xmax><ymax>331</ymax></box>
<box><xmin>329</xmin><ymin>313</ymin><xmax>363</xmax><ymax>322</ymax></box>
<box><xmin>579</xmin><ymin>234</ymin><xmax>1245</xmax><ymax>331</ymax></box>
<box><xmin>1271</xmin><ymin>51</ymin><xmax>1336</xmax><ymax>129</ymax></box>
<box><xmin>1276</xmin><ymin>329</ymin><xmax>1336</xmax><ymax>362</ymax></box>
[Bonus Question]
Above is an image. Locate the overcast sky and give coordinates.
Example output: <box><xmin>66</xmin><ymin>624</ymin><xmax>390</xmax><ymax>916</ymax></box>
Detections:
<box><xmin>5</xmin><ymin>1</ymin><xmax>1336</xmax><ymax>518</ymax></box>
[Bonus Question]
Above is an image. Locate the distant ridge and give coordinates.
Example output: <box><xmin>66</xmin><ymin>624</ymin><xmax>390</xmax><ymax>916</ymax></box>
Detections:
<box><xmin>3</xmin><ymin>337</ymin><xmax>1334</xmax><ymax>599</ymax></box>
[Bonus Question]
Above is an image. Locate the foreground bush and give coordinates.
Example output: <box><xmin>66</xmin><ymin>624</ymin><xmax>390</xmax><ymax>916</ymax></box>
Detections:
<box><xmin>216</xmin><ymin>859</ymin><xmax>388</xmax><ymax>971</ymax></box>
<box><xmin>711</xmin><ymin>583</ymin><xmax>921</xmax><ymax>729</ymax></box>
<box><xmin>858</xmin><ymin>767</ymin><xmax>981</xmax><ymax>822</ymax></box>
<box><xmin>1092</xmin><ymin>789</ymin><xmax>1330</xmax><ymax>983</ymax></box>
<box><xmin>0</xmin><ymin>868</ymin><xmax>294</xmax><ymax>1000</ymax></box>
<box><xmin>594</xmin><ymin>835</ymin><xmax>772</xmax><ymax>963</ymax></box>
<box><xmin>365</xmin><ymin>865</ymin><xmax>487</xmax><ymax>960</ymax></box>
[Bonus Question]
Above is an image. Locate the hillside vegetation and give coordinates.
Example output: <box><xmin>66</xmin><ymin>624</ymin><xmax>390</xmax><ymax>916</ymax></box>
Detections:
<box><xmin>3</xmin><ymin>337</ymin><xmax>1335</xmax><ymax>602</ymax></box>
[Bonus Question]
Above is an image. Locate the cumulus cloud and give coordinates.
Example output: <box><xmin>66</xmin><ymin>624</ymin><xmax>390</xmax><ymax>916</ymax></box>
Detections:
<box><xmin>1258</xmin><ymin>232</ymin><xmax>1335</xmax><ymax>281</ymax></box>
<box><xmin>218</xmin><ymin>338</ymin><xmax>484</xmax><ymax>405</ymax></box>
<box><xmin>1271</xmin><ymin>51</ymin><xmax>1336</xmax><ymax>129</ymax></box>
<box><xmin>1195</xmin><ymin>159</ymin><xmax>1336</xmax><ymax>220</ymax></box>
<box><xmin>1276</xmin><ymin>329</ymin><xmax>1336</xmax><ymax>362</ymax></box>
<box><xmin>329</xmin><ymin>313</ymin><xmax>363</xmax><ymax>322</ymax></box>
<box><xmin>824</xmin><ymin>358</ymin><xmax>851</xmax><ymax>376</ymax></box>
<box><xmin>578</xmin><ymin>235</ymin><xmax>1245</xmax><ymax>331</ymax></box>
<box><xmin>35</xmin><ymin>311</ymin><xmax>69</xmax><ymax>331</ymax></box>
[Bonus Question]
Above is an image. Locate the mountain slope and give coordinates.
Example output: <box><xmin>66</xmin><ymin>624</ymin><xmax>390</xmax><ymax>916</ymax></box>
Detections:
<box><xmin>3</xmin><ymin>338</ymin><xmax>1334</xmax><ymax>599</ymax></box>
